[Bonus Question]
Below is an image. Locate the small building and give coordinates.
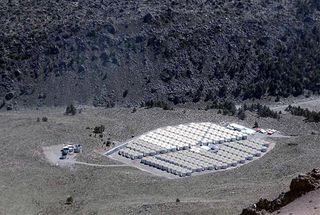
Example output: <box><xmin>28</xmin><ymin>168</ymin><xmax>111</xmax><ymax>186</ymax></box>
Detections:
<box><xmin>228</xmin><ymin>123</ymin><xmax>255</xmax><ymax>135</ymax></box>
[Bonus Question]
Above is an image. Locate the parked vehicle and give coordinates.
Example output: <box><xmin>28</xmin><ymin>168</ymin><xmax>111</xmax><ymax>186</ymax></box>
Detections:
<box><xmin>267</xmin><ymin>129</ymin><xmax>276</xmax><ymax>135</ymax></box>
<box><xmin>74</xmin><ymin>144</ymin><xmax>82</xmax><ymax>153</ymax></box>
<box><xmin>60</xmin><ymin>144</ymin><xmax>82</xmax><ymax>160</ymax></box>
<box><xmin>67</xmin><ymin>144</ymin><xmax>74</xmax><ymax>154</ymax></box>
<box><xmin>61</xmin><ymin>148</ymin><xmax>69</xmax><ymax>156</ymax></box>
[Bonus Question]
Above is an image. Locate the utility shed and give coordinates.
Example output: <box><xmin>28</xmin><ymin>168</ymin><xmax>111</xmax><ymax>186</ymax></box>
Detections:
<box><xmin>228</xmin><ymin>123</ymin><xmax>255</xmax><ymax>135</ymax></box>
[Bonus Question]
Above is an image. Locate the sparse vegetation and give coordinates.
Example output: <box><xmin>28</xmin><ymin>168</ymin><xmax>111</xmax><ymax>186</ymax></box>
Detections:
<box><xmin>205</xmin><ymin>101</ymin><xmax>237</xmax><ymax>116</ymax></box>
<box><xmin>65</xmin><ymin>104</ymin><xmax>77</xmax><ymax>115</ymax></box>
<box><xmin>93</xmin><ymin>125</ymin><xmax>105</xmax><ymax>134</ymax></box>
<box><xmin>123</xmin><ymin>90</ymin><xmax>128</xmax><ymax>98</ymax></box>
<box><xmin>285</xmin><ymin>105</ymin><xmax>320</xmax><ymax>123</ymax></box>
<box><xmin>205</xmin><ymin>100</ymin><xmax>248</xmax><ymax>120</ymax></box>
<box><xmin>65</xmin><ymin>196</ymin><xmax>73</xmax><ymax>205</ymax></box>
<box><xmin>237</xmin><ymin>108</ymin><xmax>246</xmax><ymax>120</ymax></box>
<box><xmin>142</xmin><ymin>100</ymin><xmax>173</xmax><ymax>110</ymax></box>
<box><xmin>244</xmin><ymin>103</ymin><xmax>280</xmax><ymax>119</ymax></box>
<box><xmin>1</xmin><ymin>0</ymin><xmax>320</xmax><ymax>107</ymax></box>
<box><xmin>106</xmin><ymin>140</ymin><xmax>112</xmax><ymax>147</ymax></box>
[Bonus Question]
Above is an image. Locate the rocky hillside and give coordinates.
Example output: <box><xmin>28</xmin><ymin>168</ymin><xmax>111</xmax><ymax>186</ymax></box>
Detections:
<box><xmin>241</xmin><ymin>168</ymin><xmax>320</xmax><ymax>215</ymax></box>
<box><xmin>0</xmin><ymin>0</ymin><xmax>320</xmax><ymax>109</ymax></box>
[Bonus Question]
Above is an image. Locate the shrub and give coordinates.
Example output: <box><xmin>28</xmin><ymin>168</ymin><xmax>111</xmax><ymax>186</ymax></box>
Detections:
<box><xmin>144</xmin><ymin>100</ymin><xmax>173</xmax><ymax>110</ymax></box>
<box><xmin>66</xmin><ymin>104</ymin><xmax>77</xmax><ymax>115</ymax></box>
<box><xmin>237</xmin><ymin>108</ymin><xmax>246</xmax><ymax>120</ymax></box>
<box><xmin>205</xmin><ymin>100</ymin><xmax>237</xmax><ymax>116</ymax></box>
<box><xmin>65</xmin><ymin>196</ymin><xmax>73</xmax><ymax>205</ymax></box>
<box><xmin>285</xmin><ymin>105</ymin><xmax>320</xmax><ymax>123</ymax></box>
<box><xmin>93</xmin><ymin>125</ymin><xmax>105</xmax><ymax>134</ymax></box>
<box><xmin>246</xmin><ymin>103</ymin><xmax>280</xmax><ymax>119</ymax></box>
<box><xmin>123</xmin><ymin>90</ymin><xmax>128</xmax><ymax>98</ymax></box>
<box><xmin>106</xmin><ymin>140</ymin><xmax>112</xmax><ymax>147</ymax></box>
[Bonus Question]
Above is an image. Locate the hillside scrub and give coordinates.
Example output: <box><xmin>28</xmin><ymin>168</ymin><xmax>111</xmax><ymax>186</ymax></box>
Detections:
<box><xmin>285</xmin><ymin>105</ymin><xmax>320</xmax><ymax>122</ymax></box>
<box><xmin>0</xmin><ymin>0</ymin><xmax>319</xmax><ymax>109</ymax></box>
<box><xmin>244</xmin><ymin>103</ymin><xmax>280</xmax><ymax>119</ymax></box>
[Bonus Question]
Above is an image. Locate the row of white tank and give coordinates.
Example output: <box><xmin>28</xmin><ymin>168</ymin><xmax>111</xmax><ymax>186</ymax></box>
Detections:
<box><xmin>138</xmin><ymin>139</ymin><xmax>270</xmax><ymax>176</ymax></box>
<box><xmin>118</xmin><ymin>138</ymin><xmax>189</xmax><ymax>159</ymax></box>
<box><xmin>122</xmin><ymin>122</ymin><xmax>249</xmax><ymax>158</ymax></box>
<box><xmin>141</xmin><ymin>157</ymin><xmax>192</xmax><ymax>177</ymax></box>
<box><xmin>117</xmin><ymin>122</ymin><xmax>272</xmax><ymax>177</ymax></box>
<box><xmin>118</xmin><ymin>138</ymin><xmax>269</xmax><ymax>162</ymax></box>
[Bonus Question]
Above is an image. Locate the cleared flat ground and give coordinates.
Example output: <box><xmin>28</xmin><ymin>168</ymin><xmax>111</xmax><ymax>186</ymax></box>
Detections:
<box><xmin>0</xmin><ymin>105</ymin><xmax>320</xmax><ymax>215</ymax></box>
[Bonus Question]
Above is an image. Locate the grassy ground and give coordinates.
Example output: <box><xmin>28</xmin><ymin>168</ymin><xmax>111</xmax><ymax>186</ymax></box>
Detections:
<box><xmin>0</xmin><ymin>105</ymin><xmax>319</xmax><ymax>215</ymax></box>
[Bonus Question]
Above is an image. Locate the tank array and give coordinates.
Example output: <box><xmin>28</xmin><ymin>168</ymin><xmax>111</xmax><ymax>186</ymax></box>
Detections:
<box><xmin>117</xmin><ymin>122</ymin><xmax>271</xmax><ymax>177</ymax></box>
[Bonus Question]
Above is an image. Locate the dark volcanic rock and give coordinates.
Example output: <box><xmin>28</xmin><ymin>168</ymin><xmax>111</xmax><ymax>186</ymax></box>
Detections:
<box><xmin>290</xmin><ymin>173</ymin><xmax>319</xmax><ymax>192</ymax></box>
<box><xmin>241</xmin><ymin>206</ymin><xmax>266</xmax><ymax>215</ymax></box>
<box><xmin>6</xmin><ymin>103</ymin><xmax>13</xmax><ymax>111</ymax></box>
<box><xmin>143</xmin><ymin>13</ymin><xmax>153</xmax><ymax>23</ymax></box>
<box><xmin>160</xmin><ymin>69</ymin><xmax>176</xmax><ymax>82</ymax></box>
<box><xmin>0</xmin><ymin>0</ymin><xmax>320</xmax><ymax>108</ymax></box>
<box><xmin>0</xmin><ymin>100</ymin><xmax>5</xmax><ymax>109</ymax></box>
<box><xmin>241</xmin><ymin>168</ymin><xmax>320</xmax><ymax>215</ymax></box>
<box><xmin>5</xmin><ymin>92</ymin><xmax>14</xmax><ymax>100</ymax></box>
<box><xmin>105</xmin><ymin>23</ymin><xmax>116</xmax><ymax>34</ymax></box>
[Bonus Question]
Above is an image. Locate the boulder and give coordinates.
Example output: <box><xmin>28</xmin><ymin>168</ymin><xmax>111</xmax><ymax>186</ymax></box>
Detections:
<box><xmin>311</xmin><ymin>168</ymin><xmax>320</xmax><ymax>179</ymax></box>
<box><xmin>143</xmin><ymin>13</ymin><xmax>153</xmax><ymax>23</ymax></box>
<box><xmin>5</xmin><ymin>92</ymin><xmax>14</xmax><ymax>100</ymax></box>
<box><xmin>6</xmin><ymin>103</ymin><xmax>13</xmax><ymax>111</ymax></box>
<box><xmin>289</xmin><ymin>173</ymin><xmax>318</xmax><ymax>193</ymax></box>
<box><xmin>241</xmin><ymin>168</ymin><xmax>320</xmax><ymax>214</ymax></box>
<box><xmin>105</xmin><ymin>23</ymin><xmax>116</xmax><ymax>34</ymax></box>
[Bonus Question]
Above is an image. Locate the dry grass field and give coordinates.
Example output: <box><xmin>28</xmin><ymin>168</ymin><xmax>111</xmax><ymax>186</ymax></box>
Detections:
<box><xmin>0</xmin><ymin>104</ymin><xmax>319</xmax><ymax>215</ymax></box>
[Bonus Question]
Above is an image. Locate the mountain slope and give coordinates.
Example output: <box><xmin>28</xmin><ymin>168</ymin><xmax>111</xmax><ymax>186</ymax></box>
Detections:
<box><xmin>0</xmin><ymin>0</ymin><xmax>320</xmax><ymax>109</ymax></box>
